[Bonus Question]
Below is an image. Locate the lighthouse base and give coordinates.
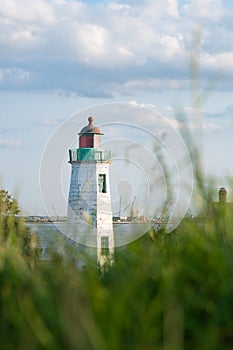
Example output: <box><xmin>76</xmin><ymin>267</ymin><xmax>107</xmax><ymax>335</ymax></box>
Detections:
<box><xmin>67</xmin><ymin>161</ymin><xmax>114</xmax><ymax>267</ymax></box>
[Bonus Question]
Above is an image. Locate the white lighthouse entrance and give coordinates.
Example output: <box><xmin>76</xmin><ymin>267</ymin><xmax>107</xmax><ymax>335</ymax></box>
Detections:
<box><xmin>67</xmin><ymin>117</ymin><xmax>114</xmax><ymax>267</ymax></box>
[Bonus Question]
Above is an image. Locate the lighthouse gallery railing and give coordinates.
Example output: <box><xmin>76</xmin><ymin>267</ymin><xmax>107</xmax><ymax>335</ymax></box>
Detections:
<box><xmin>69</xmin><ymin>148</ymin><xmax>112</xmax><ymax>162</ymax></box>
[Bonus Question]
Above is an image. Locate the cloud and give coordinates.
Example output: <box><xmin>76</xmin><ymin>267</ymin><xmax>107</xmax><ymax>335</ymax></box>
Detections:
<box><xmin>0</xmin><ymin>68</ymin><xmax>31</xmax><ymax>87</ymax></box>
<box><xmin>111</xmin><ymin>0</ymin><xmax>179</xmax><ymax>18</ymax></box>
<box><xmin>127</xmin><ymin>100</ymin><xmax>223</xmax><ymax>133</ymax></box>
<box><xmin>0</xmin><ymin>0</ymin><xmax>56</xmax><ymax>25</ymax></box>
<box><xmin>201</xmin><ymin>51</ymin><xmax>233</xmax><ymax>73</ymax></box>
<box><xmin>0</xmin><ymin>0</ymin><xmax>232</xmax><ymax>95</ymax></box>
<box><xmin>182</xmin><ymin>0</ymin><xmax>223</xmax><ymax>22</ymax></box>
<box><xmin>0</xmin><ymin>139</ymin><xmax>22</xmax><ymax>147</ymax></box>
<box><xmin>121</xmin><ymin>78</ymin><xmax>188</xmax><ymax>91</ymax></box>
<box><xmin>145</xmin><ymin>0</ymin><xmax>179</xmax><ymax>18</ymax></box>
<box><xmin>76</xmin><ymin>24</ymin><xmax>110</xmax><ymax>63</ymax></box>
<box><xmin>107</xmin><ymin>3</ymin><xmax>131</xmax><ymax>13</ymax></box>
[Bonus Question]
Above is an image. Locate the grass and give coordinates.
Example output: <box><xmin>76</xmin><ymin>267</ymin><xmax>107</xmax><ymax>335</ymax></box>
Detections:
<box><xmin>1</xmin><ymin>186</ymin><xmax>233</xmax><ymax>349</ymax></box>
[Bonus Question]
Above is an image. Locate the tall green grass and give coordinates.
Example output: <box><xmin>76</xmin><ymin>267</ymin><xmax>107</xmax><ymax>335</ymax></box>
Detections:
<box><xmin>1</xmin><ymin>187</ymin><xmax>233</xmax><ymax>349</ymax></box>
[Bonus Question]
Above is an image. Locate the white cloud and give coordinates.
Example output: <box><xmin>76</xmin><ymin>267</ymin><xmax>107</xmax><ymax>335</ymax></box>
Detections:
<box><xmin>171</xmin><ymin>119</ymin><xmax>223</xmax><ymax>132</ymax></box>
<box><xmin>158</xmin><ymin>35</ymin><xmax>186</xmax><ymax>61</ymax></box>
<box><xmin>0</xmin><ymin>139</ymin><xmax>22</xmax><ymax>147</ymax></box>
<box><xmin>143</xmin><ymin>0</ymin><xmax>179</xmax><ymax>18</ymax></box>
<box><xmin>108</xmin><ymin>3</ymin><xmax>132</xmax><ymax>13</ymax></box>
<box><xmin>34</xmin><ymin>118</ymin><xmax>61</xmax><ymax>127</ymax></box>
<box><xmin>0</xmin><ymin>0</ymin><xmax>184</xmax><ymax>68</ymax></box>
<box><xmin>125</xmin><ymin>102</ymin><xmax>224</xmax><ymax>139</ymax></box>
<box><xmin>0</xmin><ymin>0</ymin><xmax>56</xmax><ymax>25</ymax></box>
<box><xmin>117</xmin><ymin>46</ymin><xmax>134</xmax><ymax>57</ymax></box>
<box><xmin>182</xmin><ymin>0</ymin><xmax>223</xmax><ymax>21</ymax></box>
<box><xmin>201</xmin><ymin>51</ymin><xmax>233</xmax><ymax>72</ymax></box>
<box><xmin>0</xmin><ymin>0</ymin><xmax>231</xmax><ymax>94</ymax></box>
<box><xmin>121</xmin><ymin>78</ymin><xmax>189</xmax><ymax>91</ymax></box>
<box><xmin>76</xmin><ymin>24</ymin><xmax>109</xmax><ymax>62</ymax></box>
<box><xmin>114</xmin><ymin>0</ymin><xmax>179</xmax><ymax>18</ymax></box>
<box><xmin>0</xmin><ymin>68</ymin><xmax>31</xmax><ymax>86</ymax></box>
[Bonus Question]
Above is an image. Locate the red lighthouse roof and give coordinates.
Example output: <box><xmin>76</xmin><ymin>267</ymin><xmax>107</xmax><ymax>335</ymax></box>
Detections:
<box><xmin>79</xmin><ymin>116</ymin><xmax>103</xmax><ymax>135</ymax></box>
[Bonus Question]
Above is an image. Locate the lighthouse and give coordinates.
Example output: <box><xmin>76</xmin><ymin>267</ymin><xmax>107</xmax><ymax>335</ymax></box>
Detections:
<box><xmin>67</xmin><ymin>116</ymin><xmax>114</xmax><ymax>266</ymax></box>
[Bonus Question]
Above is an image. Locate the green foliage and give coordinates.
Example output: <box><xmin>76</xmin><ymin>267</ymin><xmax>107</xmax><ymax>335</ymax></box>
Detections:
<box><xmin>0</xmin><ymin>189</ymin><xmax>20</xmax><ymax>215</ymax></box>
<box><xmin>1</xmin><ymin>189</ymin><xmax>233</xmax><ymax>349</ymax></box>
<box><xmin>0</xmin><ymin>189</ymin><xmax>40</xmax><ymax>264</ymax></box>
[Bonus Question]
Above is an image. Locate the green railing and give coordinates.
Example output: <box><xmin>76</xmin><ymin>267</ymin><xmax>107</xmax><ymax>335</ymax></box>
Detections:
<box><xmin>69</xmin><ymin>148</ymin><xmax>112</xmax><ymax>162</ymax></box>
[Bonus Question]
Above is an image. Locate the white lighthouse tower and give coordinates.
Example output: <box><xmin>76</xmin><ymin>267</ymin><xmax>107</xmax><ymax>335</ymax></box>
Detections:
<box><xmin>67</xmin><ymin>116</ymin><xmax>114</xmax><ymax>266</ymax></box>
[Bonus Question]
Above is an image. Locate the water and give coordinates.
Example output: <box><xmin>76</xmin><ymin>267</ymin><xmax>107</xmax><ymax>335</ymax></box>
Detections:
<box><xmin>27</xmin><ymin>223</ymin><xmax>70</xmax><ymax>259</ymax></box>
<box><xmin>27</xmin><ymin>222</ymin><xmax>153</xmax><ymax>259</ymax></box>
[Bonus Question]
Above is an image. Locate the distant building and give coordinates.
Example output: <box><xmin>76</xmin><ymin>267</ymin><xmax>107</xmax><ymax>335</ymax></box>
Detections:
<box><xmin>213</xmin><ymin>187</ymin><xmax>232</xmax><ymax>205</ymax></box>
<box><xmin>210</xmin><ymin>187</ymin><xmax>233</xmax><ymax>217</ymax></box>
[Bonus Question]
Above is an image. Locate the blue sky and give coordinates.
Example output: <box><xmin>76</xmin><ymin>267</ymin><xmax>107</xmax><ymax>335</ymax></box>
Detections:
<box><xmin>0</xmin><ymin>0</ymin><xmax>233</xmax><ymax>215</ymax></box>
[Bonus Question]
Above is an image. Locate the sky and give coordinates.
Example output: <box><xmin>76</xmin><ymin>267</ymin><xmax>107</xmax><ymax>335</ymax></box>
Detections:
<box><xmin>0</xmin><ymin>0</ymin><xmax>233</xmax><ymax>215</ymax></box>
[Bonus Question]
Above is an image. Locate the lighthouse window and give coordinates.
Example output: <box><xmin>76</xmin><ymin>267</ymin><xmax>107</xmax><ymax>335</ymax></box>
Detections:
<box><xmin>79</xmin><ymin>135</ymin><xmax>94</xmax><ymax>148</ymax></box>
<box><xmin>98</xmin><ymin>174</ymin><xmax>106</xmax><ymax>193</ymax></box>
<box><xmin>101</xmin><ymin>236</ymin><xmax>109</xmax><ymax>255</ymax></box>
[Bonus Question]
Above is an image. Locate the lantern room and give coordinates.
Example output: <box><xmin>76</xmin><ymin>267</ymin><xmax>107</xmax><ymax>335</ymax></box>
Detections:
<box><xmin>79</xmin><ymin>116</ymin><xmax>103</xmax><ymax>149</ymax></box>
<box><xmin>69</xmin><ymin>116</ymin><xmax>111</xmax><ymax>162</ymax></box>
